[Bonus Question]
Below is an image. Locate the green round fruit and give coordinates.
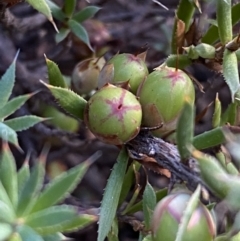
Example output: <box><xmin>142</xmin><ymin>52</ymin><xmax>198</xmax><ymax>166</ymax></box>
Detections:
<box><xmin>139</xmin><ymin>67</ymin><xmax>195</xmax><ymax>137</ymax></box>
<box><xmin>84</xmin><ymin>84</ymin><xmax>142</xmax><ymax>145</ymax></box>
<box><xmin>152</xmin><ymin>193</ymin><xmax>216</xmax><ymax>241</ymax></box>
<box><xmin>98</xmin><ymin>53</ymin><xmax>148</xmax><ymax>94</ymax></box>
<box><xmin>72</xmin><ymin>57</ymin><xmax>105</xmax><ymax>95</ymax></box>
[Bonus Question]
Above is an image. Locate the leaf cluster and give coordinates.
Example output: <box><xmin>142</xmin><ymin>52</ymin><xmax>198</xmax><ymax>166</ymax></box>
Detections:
<box><xmin>0</xmin><ymin>142</ymin><xmax>96</xmax><ymax>241</ymax></box>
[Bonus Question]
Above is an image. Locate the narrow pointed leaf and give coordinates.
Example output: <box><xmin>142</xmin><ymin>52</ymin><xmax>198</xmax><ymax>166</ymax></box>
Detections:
<box><xmin>17</xmin><ymin>225</ymin><xmax>44</xmax><ymax>241</ymax></box>
<box><xmin>58</xmin><ymin>214</ymin><xmax>97</xmax><ymax>233</ymax></box>
<box><xmin>55</xmin><ymin>28</ymin><xmax>70</xmax><ymax>44</ymax></box>
<box><xmin>73</xmin><ymin>6</ymin><xmax>101</xmax><ymax>23</ymax></box>
<box><xmin>216</xmin><ymin>0</ymin><xmax>232</xmax><ymax>45</ymax></box>
<box><xmin>45</xmin><ymin>0</ymin><xmax>65</xmax><ymax>22</ymax></box>
<box><xmin>212</xmin><ymin>94</ymin><xmax>221</xmax><ymax>128</ymax></box>
<box><xmin>142</xmin><ymin>182</ymin><xmax>156</xmax><ymax>229</ymax></box>
<box><xmin>26</xmin><ymin>0</ymin><xmax>57</xmax><ymax>32</ymax></box>
<box><xmin>68</xmin><ymin>19</ymin><xmax>93</xmax><ymax>51</ymax></box>
<box><xmin>0</xmin><ymin>223</ymin><xmax>13</xmax><ymax>241</ymax></box>
<box><xmin>97</xmin><ymin>148</ymin><xmax>129</xmax><ymax>241</ymax></box>
<box><xmin>4</xmin><ymin>116</ymin><xmax>46</xmax><ymax>132</ymax></box>
<box><xmin>17</xmin><ymin>161</ymin><xmax>45</xmax><ymax>216</ymax></box>
<box><xmin>202</xmin><ymin>3</ymin><xmax>240</xmax><ymax>44</ymax></box>
<box><xmin>0</xmin><ymin>181</ymin><xmax>13</xmax><ymax>210</ymax></box>
<box><xmin>0</xmin><ymin>142</ymin><xmax>18</xmax><ymax>208</ymax></box>
<box><xmin>0</xmin><ymin>93</ymin><xmax>34</xmax><ymax>120</ymax></box>
<box><xmin>118</xmin><ymin>162</ymin><xmax>140</xmax><ymax>206</ymax></box>
<box><xmin>30</xmin><ymin>161</ymin><xmax>90</xmax><ymax>213</ymax></box>
<box><xmin>223</xmin><ymin>49</ymin><xmax>239</xmax><ymax>101</ymax></box>
<box><xmin>63</xmin><ymin>0</ymin><xmax>76</xmax><ymax>17</ymax></box>
<box><xmin>25</xmin><ymin>205</ymin><xmax>79</xmax><ymax>235</ymax></box>
<box><xmin>17</xmin><ymin>161</ymin><xmax>30</xmax><ymax>197</ymax></box>
<box><xmin>45</xmin><ymin>58</ymin><xmax>67</xmax><ymax>88</ymax></box>
<box><xmin>0</xmin><ymin>54</ymin><xmax>17</xmax><ymax>108</ymax></box>
<box><xmin>107</xmin><ymin>218</ymin><xmax>119</xmax><ymax>241</ymax></box>
<box><xmin>175</xmin><ymin>185</ymin><xmax>201</xmax><ymax>241</ymax></box>
<box><xmin>176</xmin><ymin>99</ymin><xmax>194</xmax><ymax>161</ymax></box>
<box><xmin>221</xmin><ymin>102</ymin><xmax>237</xmax><ymax>126</ymax></box>
<box><xmin>126</xmin><ymin>188</ymin><xmax>167</xmax><ymax>215</ymax></box>
<box><xmin>0</xmin><ymin>122</ymin><xmax>19</xmax><ymax>148</ymax></box>
<box><xmin>193</xmin><ymin>127</ymin><xmax>225</xmax><ymax>150</ymax></box>
<box><xmin>41</xmin><ymin>81</ymin><xmax>87</xmax><ymax>120</ymax></box>
<box><xmin>0</xmin><ymin>200</ymin><xmax>15</xmax><ymax>222</ymax></box>
<box><xmin>216</xmin><ymin>151</ymin><xmax>238</xmax><ymax>175</ymax></box>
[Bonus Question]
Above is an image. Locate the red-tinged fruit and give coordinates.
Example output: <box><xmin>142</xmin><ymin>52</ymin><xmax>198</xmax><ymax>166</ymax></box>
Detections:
<box><xmin>139</xmin><ymin>67</ymin><xmax>195</xmax><ymax>137</ymax></box>
<box><xmin>84</xmin><ymin>84</ymin><xmax>142</xmax><ymax>145</ymax></box>
<box><xmin>152</xmin><ymin>193</ymin><xmax>216</xmax><ymax>241</ymax></box>
<box><xmin>98</xmin><ymin>53</ymin><xmax>148</xmax><ymax>94</ymax></box>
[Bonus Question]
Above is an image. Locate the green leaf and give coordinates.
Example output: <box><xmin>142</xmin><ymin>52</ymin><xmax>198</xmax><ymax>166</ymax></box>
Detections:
<box><xmin>25</xmin><ymin>205</ymin><xmax>79</xmax><ymax>235</ymax></box>
<box><xmin>202</xmin><ymin>3</ymin><xmax>240</xmax><ymax>44</ymax></box>
<box><xmin>107</xmin><ymin>218</ymin><xmax>119</xmax><ymax>241</ymax></box>
<box><xmin>212</xmin><ymin>94</ymin><xmax>222</xmax><ymax>128</ymax></box>
<box><xmin>0</xmin><ymin>181</ymin><xmax>14</xmax><ymax>210</ymax></box>
<box><xmin>30</xmin><ymin>160</ymin><xmax>91</xmax><ymax>213</ymax></box>
<box><xmin>0</xmin><ymin>142</ymin><xmax>18</xmax><ymax>208</ymax></box>
<box><xmin>45</xmin><ymin>0</ymin><xmax>65</xmax><ymax>22</ymax></box>
<box><xmin>175</xmin><ymin>185</ymin><xmax>201</xmax><ymax>241</ymax></box>
<box><xmin>45</xmin><ymin>57</ymin><xmax>67</xmax><ymax>88</ymax></box>
<box><xmin>55</xmin><ymin>28</ymin><xmax>70</xmax><ymax>44</ymax></box>
<box><xmin>57</xmin><ymin>214</ymin><xmax>97</xmax><ymax>233</ymax></box>
<box><xmin>126</xmin><ymin>188</ymin><xmax>167</xmax><ymax>215</ymax></box>
<box><xmin>0</xmin><ymin>53</ymin><xmax>17</xmax><ymax>109</ymax></box>
<box><xmin>193</xmin><ymin>127</ymin><xmax>225</xmax><ymax>150</ymax></box>
<box><xmin>41</xmin><ymin>81</ymin><xmax>87</xmax><ymax>120</ymax></box>
<box><xmin>73</xmin><ymin>6</ymin><xmax>101</xmax><ymax>23</ymax></box>
<box><xmin>176</xmin><ymin>99</ymin><xmax>194</xmax><ymax>161</ymax></box>
<box><xmin>17</xmin><ymin>225</ymin><xmax>44</xmax><ymax>241</ymax></box>
<box><xmin>97</xmin><ymin>148</ymin><xmax>129</xmax><ymax>241</ymax></box>
<box><xmin>0</xmin><ymin>93</ymin><xmax>34</xmax><ymax>120</ymax></box>
<box><xmin>0</xmin><ymin>122</ymin><xmax>19</xmax><ymax>148</ymax></box>
<box><xmin>221</xmin><ymin>102</ymin><xmax>237</xmax><ymax>125</ymax></box>
<box><xmin>68</xmin><ymin>19</ymin><xmax>93</xmax><ymax>51</ymax></box>
<box><xmin>223</xmin><ymin>50</ymin><xmax>239</xmax><ymax>102</ymax></box>
<box><xmin>216</xmin><ymin>151</ymin><xmax>239</xmax><ymax>175</ymax></box>
<box><xmin>142</xmin><ymin>182</ymin><xmax>156</xmax><ymax>229</ymax></box>
<box><xmin>164</xmin><ymin>55</ymin><xmax>192</xmax><ymax>69</ymax></box>
<box><xmin>216</xmin><ymin>0</ymin><xmax>232</xmax><ymax>45</ymax></box>
<box><xmin>192</xmin><ymin>150</ymin><xmax>229</xmax><ymax>199</ymax></box>
<box><xmin>42</xmin><ymin>233</ymin><xmax>65</xmax><ymax>241</ymax></box>
<box><xmin>4</xmin><ymin>116</ymin><xmax>46</xmax><ymax>132</ymax></box>
<box><xmin>17</xmin><ymin>161</ymin><xmax>30</xmax><ymax>197</ymax></box>
<box><xmin>63</xmin><ymin>0</ymin><xmax>76</xmax><ymax>17</ymax></box>
<box><xmin>0</xmin><ymin>200</ymin><xmax>15</xmax><ymax>223</ymax></box>
<box><xmin>0</xmin><ymin>223</ymin><xmax>13</xmax><ymax>241</ymax></box>
<box><xmin>118</xmin><ymin>162</ymin><xmax>140</xmax><ymax>207</ymax></box>
<box><xmin>17</xmin><ymin>161</ymin><xmax>45</xmax><ymax>217</ymax></box>
<box><xmin>26</xmin><ymin>0</ymin><xmax>58</xmax><ymax>32</ymax></box>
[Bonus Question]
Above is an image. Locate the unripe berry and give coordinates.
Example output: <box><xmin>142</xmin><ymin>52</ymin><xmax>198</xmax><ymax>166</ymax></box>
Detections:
<box><xmin>71</xmin><ymin>57</ymin><xmax>105</xmax><ymax>95</ymax></box>
<box><xmin>152</xmin><ymin>193</ymin><xmax>216</xmax><ymax>241</ymax></box>
<box><xmin>84</xmin><ymin>84</ymin><xmax>142</xmax><ymax>145</ymax></box>
<box><xmin>139</xmin><ymin>67</ymin><xmax>195</xmax><ymax>137</ymax></box>
<box><xmin>98</xmin><ymin>53</ymin><xmax>148</xmax><ymax>94</ymax></box>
